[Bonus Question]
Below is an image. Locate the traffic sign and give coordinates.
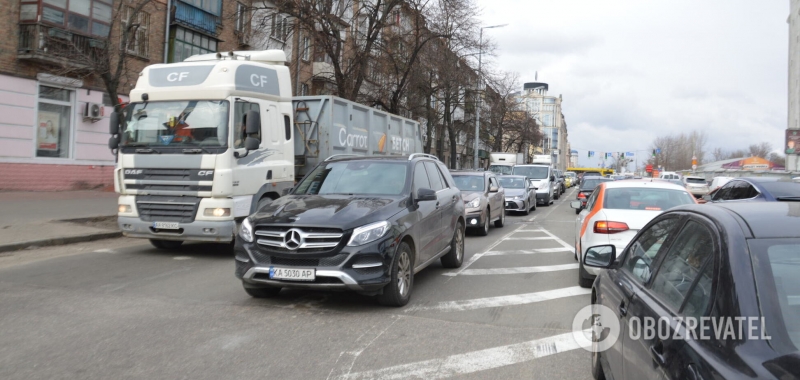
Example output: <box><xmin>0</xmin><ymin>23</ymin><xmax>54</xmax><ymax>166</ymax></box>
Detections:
<box><xmin>645</xmin><ymin>164</ymin><xmax>653</xmax><ymax>173</ymax></box>
<box><xmin>692</xmin><ymin>164</ymin><xmax>697</xmax><ymax>170</ymax></box>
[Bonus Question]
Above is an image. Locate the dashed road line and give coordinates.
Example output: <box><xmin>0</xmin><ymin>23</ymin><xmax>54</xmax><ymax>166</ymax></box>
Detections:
<box><xmin>337</xmin><ymin>330</ymin><xmax>590</xmax><ymax>380</ymax></box>
<box><xmin>504</xmin><ymin>236</ymin><xmax>556</xmax><ymax>241</ymax></box>
<box><xmin>456</xmin><ymin>263</ymin><xmax>579</xmax><ymax>276</ymax></box>
<box><xmin>406</xmin><ymin>286</ymin><xmax>591</xmax><ymax>313</ymax></box>
<box><xmin>483</xmin><ymin>247</ymin><xmax>572</xmax><ymax>256</ymax></box>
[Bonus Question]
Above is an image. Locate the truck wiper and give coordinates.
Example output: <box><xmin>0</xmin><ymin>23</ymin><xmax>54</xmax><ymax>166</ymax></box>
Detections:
<box><xmin>135</xmin><ymin>148</ymin><xmax>159</xmax><ymax>154</ymax></box>
<box><xmin>182</xmin><ymin>148</ymin><xmax>205</xmax><ymax>154</ymax></box>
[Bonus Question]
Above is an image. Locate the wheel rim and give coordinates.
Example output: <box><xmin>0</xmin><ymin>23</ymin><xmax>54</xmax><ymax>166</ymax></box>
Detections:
<box><xmin>455</xmin><ymin>227</ymin><xmax>464</xmax><ymax>261</ymax></box>
<box><xmin>397</xmin><ymin>251</ymin><xmax>411</xmax><ymax>297</ymax></box>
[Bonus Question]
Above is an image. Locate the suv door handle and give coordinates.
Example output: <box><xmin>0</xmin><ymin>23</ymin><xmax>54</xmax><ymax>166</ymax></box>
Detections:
<box><xmin>618</xmin><ymin>300</ymin><xmax>627</xmax><ymax>316</ymax></box>
<box><xmin>435</xmin><ymin>201</ymin><xmax>440</xmax><ymax>209</ymax></box>
<box><xmin>649</xmin><ymin>341</ymin><xmax>666</xmax><ymax>366</ymax></box>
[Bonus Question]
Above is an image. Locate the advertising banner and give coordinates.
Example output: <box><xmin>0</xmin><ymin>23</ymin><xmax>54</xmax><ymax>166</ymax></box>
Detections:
<box><xmin>37</xmin><ymin>111</ymin><xmax>60</xmax><ymax>151</ymax></box>
<box><xmin>786</xmin><ymin>129</ymin><xmax>800</xmax><ymax>154</ymax></box>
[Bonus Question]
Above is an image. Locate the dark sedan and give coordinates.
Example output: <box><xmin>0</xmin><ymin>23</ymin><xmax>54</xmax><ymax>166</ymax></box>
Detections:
<box><xmin>575</xmin><ymin>176</ymin><xmax>613</xmax><ymax>214</ymax></box>
<box><xmin>583</xmin><ymin>202</ymin><xmax>800</xmax><ymax>379</ymax></box>
<box><xmin>703</xmin><ymin>177</ymin><xmax>800</xmax><ymax>203</ymax></box>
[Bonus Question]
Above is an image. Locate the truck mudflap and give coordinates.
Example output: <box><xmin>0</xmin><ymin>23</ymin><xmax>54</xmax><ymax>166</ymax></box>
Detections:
<box><xmin>118</xmin><ymin>216</ymin><xmax>236</xmax><ymax>243</ymax></box>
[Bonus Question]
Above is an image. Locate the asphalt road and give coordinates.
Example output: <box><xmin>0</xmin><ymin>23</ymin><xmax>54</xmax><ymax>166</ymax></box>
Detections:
<box><xmin>0</xmin><ymin>187</ymin><xmax>594</xmax><ymax>380</ymax></box>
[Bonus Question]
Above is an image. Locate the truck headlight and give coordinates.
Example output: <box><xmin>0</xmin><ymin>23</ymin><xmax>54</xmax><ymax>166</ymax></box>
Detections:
<box><xmin>348</xmin><ymin>221</ymin><xmax>390</xmax><ymax>246</ymax></box>
<box><xmin>466</xmin><ymin>198</ymin><xmax>480</xmax><ymax>208</ymax></box>
<box><xmin>204</xmin><ymin>208</ymin><xmax>231</xmax><ymax>217</ymax></box>
<box><xmin>118</xmin><ymin>204</ymin><xmax>131</xmax><ymax>213</ymax></box>
<box><xmin>239</xmin><ymin>218</ymin><xmax>254</xmax><ymax>243</ymax></box>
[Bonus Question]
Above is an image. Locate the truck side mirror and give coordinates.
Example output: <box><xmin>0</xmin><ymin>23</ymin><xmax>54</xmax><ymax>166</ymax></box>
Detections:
<box><xmin>108</xmin><ymin>135</ymin><xmax>119</xmax><ymax>150</ymax></box>
<box><xmin>245</xmin><ymin>137</ymin><xmax>260</xmax><ymax>151</ymax></box>
<box><xmin>109</xmin><ymin>111</ymin><xmax>120</xmax><ymax>135</ymax></box>
<box><xmin>245</xmin><ymin>110</ymin><xmax>261</xmax><ymax>135</ymax></box>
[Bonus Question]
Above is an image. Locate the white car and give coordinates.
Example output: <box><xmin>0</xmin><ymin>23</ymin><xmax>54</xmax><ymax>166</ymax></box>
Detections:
<box><xmin>684</xmin><ymin>175</ymin><xmax>711</xmax><ymax>198</ymax></box>
<box><xmin>570</xmin><ymin>180</ymin><xmax>697</xmax><ymax>288</ymax></box>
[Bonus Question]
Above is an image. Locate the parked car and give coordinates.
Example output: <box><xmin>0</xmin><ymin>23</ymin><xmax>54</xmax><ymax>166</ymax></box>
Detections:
<box><xmin>574</xmin><ymin>176</ymin><xmax>613</xmax><ymax>214</ymax></box>
<box><xmin>498</xmin><ymin>175</ymin><xmax>536</xmax><ymax>215</ymax></box>
<box><xmin>451</xmin><ymin>170</ymin><xmax>506</xmax><ymax>236</ymax></box>
<box><xmin>555</xmin><ymin>169</ymin><xmax>567</xmax><ymax>195</ymax></box>
<box><xmin>709</xmin><ymin>176</ymin><xmax>734</xmax><ymax>190</ymax></box>
<box><xmin>234</xmin><ymin>154</ymin><xmax>466</xmax><ymax>306</ymax></box>
<box><xmin>571</xmin><ymin>180</ymin><xmax>696</xmax><ymax>287</ymax></box>
<box><xmin>513</xmin><ymin>164</ymin><xmax>557</xmax><ymax>206</ymax></box>
<box><xmin>703</xmin><ymin>177</ymin><xmax>800</xmax><ymax>203</ymax></box>
<box><xmin>659</xmin><ymin>171</ymin><xmax>682</xmax><ymax>180</ymax></box>
<box><xmin>683</xmin><ymin>175</ymin><xmax>711</xmax><ymax>198</ymax></box>
<box><xmin>585</xmin><ymin>202</ymin><xmax>800</xmax><ymax>380</ymax></box>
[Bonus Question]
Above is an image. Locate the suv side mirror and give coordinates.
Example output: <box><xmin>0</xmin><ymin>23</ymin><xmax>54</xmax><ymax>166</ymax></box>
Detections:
<box><xmin>570</xmin><ymin>200</ymin><xmax>582</xmax><ymax>209</ymax></box>
<box><xmin>583</xmin><ymin>245</ymin><xmax>616</xmax><ymax>268</ymax></box>
<box><xmin>416</xmin><ymin>188</ymin><xmax>437</xmax><ymax>202</ymax></box>
<box><xmin>489</xmin><ymin>185</ymin><xmax>499</xmax><ymax>193</ymax></box>
<box><xmin>550</xmin><ymin>175</ymin><xmax>555</xmax><ymax>182</ymax></box>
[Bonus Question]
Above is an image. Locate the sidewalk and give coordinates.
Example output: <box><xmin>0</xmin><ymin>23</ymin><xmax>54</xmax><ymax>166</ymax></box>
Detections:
<box><xmin>0</xmin><ymin>191</ymin><xmax>121</xmax><ymax>253</ymax></box>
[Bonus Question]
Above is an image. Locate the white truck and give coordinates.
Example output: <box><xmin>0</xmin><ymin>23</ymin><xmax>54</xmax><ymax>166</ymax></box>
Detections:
<box><xmin>531</xmin><ymin>154</ymin><xmax>553</xmax><ymax>166</ymax></box>
<box><xmin>488</xmin><ymin>152</ymin><xmax>524</xmax><ymax>175</ymax></box>
<box><xmin>107</xmin><ymin>50</ymin><xmax>423</xmax><ymax>249</ymax></box>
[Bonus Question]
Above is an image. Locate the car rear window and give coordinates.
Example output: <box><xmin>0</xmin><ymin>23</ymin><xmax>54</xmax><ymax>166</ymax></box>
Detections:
<box><xmin>685</xmin><ymin>178</ymin><xmax>707</xmax><ymax>184</ymax></box>
<box><xmin>452</xmin><ymin>175</ymin><xmax>485</xmax><ymax>191</ymax></box>
<box><xmin>581</xmin><ymin>178</ymin><xmax>611</xmax><ymax>190</ymax></box>
<box><xmin>603</xmin><ymin>188</ymin><xmax>696</xmax><ymax>211</ymax></box>
<box><xmin>759</xmin><ymin>182</ymin><xmax>800</xmax><ymax>199</ymax></box>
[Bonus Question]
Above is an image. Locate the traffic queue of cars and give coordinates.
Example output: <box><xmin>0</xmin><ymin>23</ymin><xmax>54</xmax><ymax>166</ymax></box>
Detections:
<box><xmin>572</xmin><ymin>175</ymin><xmax>800</xmax><ymax>380</ymax></box>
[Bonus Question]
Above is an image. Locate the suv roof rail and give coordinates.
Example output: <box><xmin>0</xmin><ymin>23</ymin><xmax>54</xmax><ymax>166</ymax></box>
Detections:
<box><xmin>408</xmin><ymin>153</ymin><xmax>440</xmax><ymax>161</ymax></box>
<box><xmin>324</xmin><ymin>154</ymin><xmax>362</xmax><ymax>162</ymax></box>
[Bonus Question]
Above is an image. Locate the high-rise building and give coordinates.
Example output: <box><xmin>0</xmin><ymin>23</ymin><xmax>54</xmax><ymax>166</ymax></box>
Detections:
<box><xmin>517</xmin><ymin>82</ymin><xmax>569</xmax><ymax>170</ymax></box>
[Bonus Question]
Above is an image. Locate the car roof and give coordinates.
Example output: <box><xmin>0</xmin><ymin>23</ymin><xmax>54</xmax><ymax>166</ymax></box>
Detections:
<box><xmin>515</xmin><ymin>164</ymin><xmax>550</xmax><ymax>167</ymax></box>
<box><xmin>738</xmin><ymin>177</ymin><xmax>792</xmax><ymax>183</ymax></box>
<box><xmin>601</xmin><ymin>180</ymin><xmax>688</xmax><ymax>191</ymax></box>
<box><xmin>325</xmin><ymin>154</ymin><xmax>437</xmax><ymax>163</ymax></box>
<box><xmin>670</xmin><ymin>203</ymin><xmax>800</xmax><ymax>239</ymax></box>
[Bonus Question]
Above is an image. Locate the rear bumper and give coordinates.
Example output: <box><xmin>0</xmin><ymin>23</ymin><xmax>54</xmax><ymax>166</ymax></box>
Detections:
<box><xmin>118</xmin><ymin>216</ymin><xmax>235</xmax><ymax>242</ymax></box>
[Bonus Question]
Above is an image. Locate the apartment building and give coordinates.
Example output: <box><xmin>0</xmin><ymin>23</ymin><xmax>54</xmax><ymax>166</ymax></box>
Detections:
<box><xmin>516</xmin><ymin>81</ymin><xmax>570</xmax><ymax>170</ymax></box>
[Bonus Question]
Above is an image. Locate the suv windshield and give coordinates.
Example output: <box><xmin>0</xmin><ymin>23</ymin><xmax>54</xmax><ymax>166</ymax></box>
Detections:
<box><xmin>748</xmin><ymin>239</ymin><xmax>800</xmax><ymax>352</ymax></box>
<box><xmin>514</xmin><ymin>166</ymin><xmax>549</xmax><ymax>179</ymax></box>
<box><xmin>452</xmin><ymin>175</ymin><xmax>485</xmax><ymax>191</ymax></box>
<box><xmin>294</xmin><ymin>161</ymin><xmax>408</xmax><ymax>195</ymax></box>
<box><xmin>499</xmin><ymin>177</ymin><xmax>526</xmax><ymax>189</ymax></box>
<box><xmin>122</xmin><ymin>100</ymin><xmax>229</xmax><ymax>148</ymax></box>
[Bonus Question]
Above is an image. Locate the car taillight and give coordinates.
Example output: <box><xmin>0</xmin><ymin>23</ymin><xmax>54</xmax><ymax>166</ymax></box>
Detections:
<box><xmin>594</xmin><ymin>221</ymin><xmax>629</xmax><ymax>234</ymax></box>
<box><xmin>578</xmin><ymin>192</ymin><xmax>587</xmax><ymax>199</ymax></box>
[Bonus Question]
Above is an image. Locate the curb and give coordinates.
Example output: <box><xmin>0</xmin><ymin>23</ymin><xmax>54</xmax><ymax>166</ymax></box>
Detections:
<box><xmin>0</xmin><ymin>231</ymin><xmax>123</xmax><ymax>254</ymax></box>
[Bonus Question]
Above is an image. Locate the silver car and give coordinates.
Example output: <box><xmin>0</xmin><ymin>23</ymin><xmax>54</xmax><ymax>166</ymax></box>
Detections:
<box><xmin>451</xmin><ymin>171</ymin><xmax>506</xmax><ymax>236</ymax></box>
<box><xmin>498</xmin><ymin>175</ymin><xmax>536</xmax><ymax>215</ymax></box>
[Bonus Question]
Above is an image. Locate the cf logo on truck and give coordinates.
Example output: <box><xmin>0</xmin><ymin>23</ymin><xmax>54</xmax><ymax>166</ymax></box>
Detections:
<box><xmin>250</xmin><ymin>74</ymin><xmax>269</xmax><ymax>87</ymax></box>
<box><xmin>284</xmin><ymin>229</ymin><xmax>303</xmax><ymax>250</ymax></box>
<box><xmin>166</xmin><ymin>72</ymin><xmax>190</xmax><ymax>82</ymax></box>
<box><xmin>197</xmin><ymin>171</ymin><xmax>214</xmax><ymax>176</ymax></box>
<box><xmin>124</xmin><ymin>169</ymin><xmax>143</xmax><ymax>175</ymax></box>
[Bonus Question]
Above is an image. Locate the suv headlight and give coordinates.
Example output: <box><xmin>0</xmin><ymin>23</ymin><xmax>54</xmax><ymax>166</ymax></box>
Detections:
<box><xmin>239</xmin><ymin>218</ymin><xmax>254</xmax><ymax>243</ymax></box>
<box><xmin>348</xmin><ymin>221</ymin><xmax>390</xmax><ymax>246</ymax></box>
<box><xmin>466</xmin><ymin>198</ymin><xmax>480</xmax><ymax>208</ymax></box>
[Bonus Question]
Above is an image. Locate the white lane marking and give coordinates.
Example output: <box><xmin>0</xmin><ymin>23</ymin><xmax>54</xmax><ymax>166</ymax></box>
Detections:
<box><xmin>173</xmin><ymin>256</ymin><xmax>192</xmax><ymax>260</ymax></box>
<box><xmin>478</xmin><ymin>247</ymin><xmax>573</xmax><ymax>256</ymax></box>
<box><xmin>443</xmin><ymin>223</ymin><xmax>527</xmax><ymax>277</ymax></box>
<box><xmin>327</xmin><ymin>316</ymin><xmax>401</xmax><ymax>380</ymax></box>
<box><xmin>457</xmin><ymin>263</ymin><xmax>579</xmax><ymax>276</ymax></box>
<box><xmin>539</xmin><ymin>228</ymin><xmax>576</xmax><ymax>253</ymax></box>
<box><xmin>93</xmin><ymin>249</ymin><xmax>117</xmax><ymax>253</ymax></box>
<box><xmin>338</xmin><ymin>330</ymin><xmax>590</xmax><ymax>380</ymax></box>
<box><xmin>504</xmin><ymin>236</ymin><xmax>556</xmax><ymax>241</ymax></box>
<box><xmin>406</xmin><ymin>286</ymin><xmax>591</xmax><ymax>313</ymax></box>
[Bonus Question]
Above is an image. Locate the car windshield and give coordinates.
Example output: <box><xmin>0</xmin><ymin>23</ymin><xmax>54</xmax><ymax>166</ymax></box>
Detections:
<box><xmin>293</xmin><ymin>161</ymin><xmax>408</xmax><ymax>195</ymax></box>
<box><xmin>604</xmin><ymin>188</ymin><xmax>695</xmax><ymax>211</ymax></box>
<box><xmin>452</xmin><ymin>175</ymin><xmax>485</xmax><ymax>191</ymax></box>
<box><xmin>499</xmin><ymin>177</ymin><xmax>526</xmax><ymax>189</ymax></box>
<box><xmin>760</xmin><ymin>181</ymin><xmax>800</xmax><ymax>199</ymax></box>
<box><xmin>488</xmin><ymin>165</ymin><xmax>513</xmax><ymax>175</ymax></box>
<box><xmin>514</xmin><ymin>166</ymin><xmax>549</xmax><ymax>179</ymax></box>
<box><xmin>121</xmin><ymin>100</ymin><xmax>229</xmax><ymax>148</ymax></box>
<box><xmin>685</xmin><ymin>178</ymin><xmax>706</xmax><ymax>184</ymax></box>
<box><xmin>581</xmin><ymin>178</ymin><xmax>612</xmax><ymax>190</ymax></box>
<box><xmin>565</xmin><ymin>172</ymin><xmax>576</xmax><ymax>178</ymax></box>
<box><xmin>748</xmin><ymin>239</ymin><xmax>800</xmax><ymax>351</ymax></box>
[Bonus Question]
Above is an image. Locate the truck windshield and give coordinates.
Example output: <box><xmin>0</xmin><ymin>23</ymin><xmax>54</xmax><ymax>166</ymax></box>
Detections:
<box><xmin>294</xmin><ymin>161</ymin><xmax>409</xmax><ymax>196</ymax></box>
<box><xmin>488</xmin><ymin>165</ymin><xmax>513</xmax><ymax>175</ymax></box>
<box><xmin>121</xmin><ymin>100</ymin><xmax>229</xmax><ymax>148</ymax></box>
<box><xmin>514</xmin><ymin>166</ymin><xmax>549</xmax><ymax>179</ymax></box>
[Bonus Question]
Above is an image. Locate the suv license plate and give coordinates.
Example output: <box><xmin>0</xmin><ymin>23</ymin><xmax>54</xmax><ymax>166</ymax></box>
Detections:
<box><xmin>269</xmin><ymin>267</ymin><xmax>315</xmax><ymax>281</ymax></box>
<box><xmin>153</xmin><ymin>222</ymin><xmax>180</xmax><ymax>229</ymax></box>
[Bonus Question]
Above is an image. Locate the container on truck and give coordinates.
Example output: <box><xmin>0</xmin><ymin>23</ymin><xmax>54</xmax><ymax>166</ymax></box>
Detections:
<box><xmin>107</xmin><ymin>50</ymin><xmax>422</xmax><ymax>249</ymax></box>
<box><xmin>488</xmin><ymin>152</ymin><xmax>523</xmax><ymax>175</ymax></box>
<box><xmin>532</xmin><ymin>154</ymin><xmax>553</xmax><ymax>166</ymax></box>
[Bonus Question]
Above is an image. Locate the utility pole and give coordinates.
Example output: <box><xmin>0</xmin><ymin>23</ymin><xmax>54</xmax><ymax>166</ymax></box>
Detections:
<box><xmin>473</xmin><ymin>24</ymin><xmax>508</xmax><ymax>170</ymax></box>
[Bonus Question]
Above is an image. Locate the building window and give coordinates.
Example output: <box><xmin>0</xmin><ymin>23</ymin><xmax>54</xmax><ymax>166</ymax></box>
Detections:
<box><xmin>235</xmin><ymin>2</ymin><xmax>248</xmax><ymax>33</ymax></box>
<box><xmin>170</xmin><ymin>27</ymin><xmax>218</xmax><ymax>62</ymax></box>
<box><xmin>121</xmin><ymin>6</ymin><xmax>150</xmax><ymax>57</ymax></box>
<box><xmin>270</xmin><ymin>14</ymin><xmax>289</xmax><ymax>41</ymax></box>
<box><xmin>301</xmin><ymin>83</ymin><xmax>309</xmax><ymax>96</ymax></box>
<box><xmin>302</xmin><ymin>36</ymin><xmax>310</xmax><ymax>61</ymax></box>
<box><xmin>25</xmin><ymin>0</ymin><xmax>112</xmax><ymax>37</ymax></box>
<box><xmin>182</xmin><ymin>0</ymin><xmax>221</xmax><ymax>16</ymax></box>
<box><xmin>36</xmin><ymin>85</ymin><xmax>73</xmax><ymax>158</ymax></box>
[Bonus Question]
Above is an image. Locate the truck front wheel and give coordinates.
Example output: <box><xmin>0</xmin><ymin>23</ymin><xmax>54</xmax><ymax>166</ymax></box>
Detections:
<box><xmin>150</xmin><ymin>239</ymin><xmax>183</xmax><ymax>250</ymax></box>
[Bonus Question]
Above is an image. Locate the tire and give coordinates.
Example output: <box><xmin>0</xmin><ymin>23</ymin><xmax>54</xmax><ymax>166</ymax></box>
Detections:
<box><xmin>541</xmin><ymin>194</ymin><xmax>551</xmax><ymax>207</ymax></box>
<box><xmin>441</xmin><ymin>222</ymin><xmax>465</xmax><ymax>268</ymax></box>
<box><xmin>523</xmin><ymin>200</ymin><xmax>530</xmax><ymax>215</ymax></box>
<box><xmin>578</xmin><ymin>260</ymin><xmax>594</xmax><ymax>288</ymax></box>
<box><xmin>378</xmin><ymin>242</ymin><xmax>414</xmax><ymax>306</ymax></box>
<box><xmin>150</xmin><ymin>239</ymin><xmax>183</xmax><ymax>250</ymax></box>
<box><xmin>494</xmin><ymin>209</ymin><xmax>505</xmax><ymax>228</ymax></box>
<box><xmin>476</xmin><ymin>209</ymin><xmax>490</xmax><ymax>236</ymax></box>
<box><xmin>531</xmin><ymin>198</ymin><xmax>536</xmax><ymax>211</ymax></box>
<box><xmin>243</xmin><ymin>284</ymin><xmax>281</xmax><ymax>298</ymax></box>
<box><xmin>554</xmin><ymin>190</ymin><xmax>560</xmax><ymax>200</ymax></box>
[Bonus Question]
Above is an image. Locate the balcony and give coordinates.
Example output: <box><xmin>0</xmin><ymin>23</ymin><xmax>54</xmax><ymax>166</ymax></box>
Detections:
<box><xmin>173</xmin><ymin>1</ymin><xmax>220</xmax><ymax>36</ymax></box>
<box><xmin>18</xmin><ymin>24</ymin><xmax>105</xmax><ymax>68</ymax></box>
<box><xmin>312</xmin><ymin>61</ymin><xmax>335</xmax><ymax>82</ymax></box>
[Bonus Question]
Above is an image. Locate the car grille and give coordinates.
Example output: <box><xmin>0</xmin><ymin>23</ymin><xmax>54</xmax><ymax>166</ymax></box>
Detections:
<box><xmin>135</xmin><ymin>195</ymin><xmax>201</xmax><ymax>223</ymax></box>
<box><xmin>254</xmin><ymin>227</ymin><xmax>345</xmax><ymax>253</ymax></box>
<box><xmin>250</xmin><ymin>252</ymin><xmax>349</xmax><ymax>267</ymax></box>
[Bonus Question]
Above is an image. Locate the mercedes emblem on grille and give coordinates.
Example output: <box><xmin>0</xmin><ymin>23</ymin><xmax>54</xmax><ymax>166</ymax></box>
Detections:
<box><xmin>284</xmin><ymin>229</ymin><xmax>303</xmax><ymax>250</ymax></box>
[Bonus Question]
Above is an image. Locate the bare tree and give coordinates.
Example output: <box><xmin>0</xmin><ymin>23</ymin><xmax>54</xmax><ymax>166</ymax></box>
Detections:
<box><xmin>748</xmin><ymin>142</ymin><xmax>773</xmax><ymax>158</ymax></box>
<box><xmin>768</xmin><ymin>152</ymin><xmax>786</xmax><ymax>166</ymax></box>
<box><xmin>649</xmin><ymin>131</ymin><xmax>707</xmax><ymax>170</ymax></box>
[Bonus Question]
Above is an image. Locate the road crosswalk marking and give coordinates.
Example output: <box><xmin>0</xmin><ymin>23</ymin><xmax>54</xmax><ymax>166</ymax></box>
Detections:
<box><xmin>483</xmin><ymin>247</ymin><xmax>572</xmax><ymax>256</ymax></box>
<box><xmin>504</xmin><ymin>236</ymin><xmax>556</xmax><ymax>241</ymax></box>
<box><xmin>455</xmin><ymin>263</ymin><xmax>579</xmax><ymax>276</ymax></box>
<box><xmin>337</xmin><ymin>330</ymin><xmax>590</xmax><ymax>380</ymax></box>
<box><xmin>406</xmin><ymin>286</ymin><xmax>591</xmax><ymax>313</ymax></box>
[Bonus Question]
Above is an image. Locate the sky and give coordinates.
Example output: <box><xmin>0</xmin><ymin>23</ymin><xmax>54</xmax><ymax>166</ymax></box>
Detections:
<box><xmin>473</xmin><ymin>0</ymin><xmax>789</xmax><ymax>168</ymax></box>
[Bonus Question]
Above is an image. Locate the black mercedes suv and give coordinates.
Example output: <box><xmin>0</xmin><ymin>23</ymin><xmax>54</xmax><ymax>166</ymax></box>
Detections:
<box><xmin>234</xmin><ymin>154</ymin><xmax>466</xmax><ymax>306</ymax></box>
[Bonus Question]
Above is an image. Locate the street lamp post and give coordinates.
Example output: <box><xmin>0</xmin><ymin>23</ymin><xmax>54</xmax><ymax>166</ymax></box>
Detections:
<box><xmin>474</xmin><ymin>23</ymin><xmax>508</xmax><ymax>170</ymax></box>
